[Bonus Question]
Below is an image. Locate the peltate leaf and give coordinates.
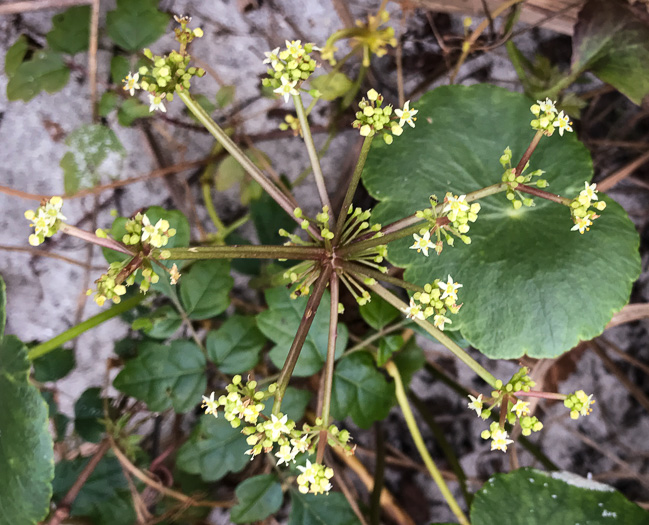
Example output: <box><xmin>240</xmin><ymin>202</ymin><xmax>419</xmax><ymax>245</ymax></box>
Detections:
<box><xmin>106</xmin><ymin>0</ymin><xmax>170</xmax><ymax>52</ymax></box>
<box><xmin>4</xmin><ymin>35</ymin><xmax>28</xmax><ymax>78</ymax></box>
<box><xmin>46</xmin><ymin>6</ymin><xmax>91</xmax><ymax>54</ymax></box>
<box><xmin>363</xmin><ymin>84</ymin><xmax>640</xmax><ymax>359</ymax></box>
<box><xmin>113</xmin><ymin>339</ymin><xmax>206</xmax><ymax>413</ymax></box>
<box><xmin>257</xmin><ymin>287</ymin><xmax>348</xmax><ymax>376</ymax></box>
<box><xmin>74</xmin><ymin>387</ymin><xmax>105</xmax><ymax>443</ymax></box>
<box><xmin>230</xmin><ymin>474</ymin><xmax>284</xmax><ymax>524</ymax></box>
<box><xmin>289</xmin><ymin>490</ymin><xmax>360</xmax><ymax>525</ymax></box>
<box><xmin>330</xmin><ymin>351</ymin><xmax>394</xmax><ymax>428</ymax></box>
<box><xmin>6</xmin><ymin>50</ymin><xmax>69</xmax><ymax>102</ymax></box>
<box><xmin>206</xmin><ymin>315</ymin><xmax>265</xmax><ymax>374</ymax></box>
<box><xmin>179</xmin><ymin>260</ymin><xmax>233</xmax><ymax>320</ymax></box>
<box><xmin>176</xmin><ymin>416</ymin><xmax>249</xmax><ymax>481</ymax></box>
<box><xmin>32</xmin><ymin>346</ymin><xmax>75</xmax><ymax>382</ymax></box>
<box><xmin>572</xmin><ymin>0</ymin><xmax>649</xmax><ymax>105</ymax></box>
<box><xmin>471</xmin><ymin>468</ymin><xmax>649</xmax><ymax>525</ymax></box>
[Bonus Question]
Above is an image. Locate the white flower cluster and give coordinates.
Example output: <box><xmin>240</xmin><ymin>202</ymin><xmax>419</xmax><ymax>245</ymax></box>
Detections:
<box><xmin>402</xmin><ymin>276</ymin><xmax>463</xmax><ymax>331</ymax></box>
<box><xmin>570</xmin><ymin>182</ymin><xmax>606</xmax><ymax>234</ymax></box>
<box><xmin>353</xmin><ymin>89</ymin><xmax>418</xmax><ymax>144</ymax></box>
<box><xmin>297</xmin><ymin>460</ymin><xmax>334</xmax><ymax>495</ymax></box>
<box><xmin>122</xmin><ymin>213</ymin><xmax>177</xmax><ymax>248</ymax></box>
<box><xmin>24</xmin><ymin>196</ymin><xmax>66</xmax><ymax>246</ymax></box>
<box><xmin>261</xmin><ymin>40</ymin><xmax>318</xmax><ymax>103</ymax></box>
<box><xmin>530</xmin><ymin>98</ymin><xmax>572</xmax><ymax>137</ymax></box>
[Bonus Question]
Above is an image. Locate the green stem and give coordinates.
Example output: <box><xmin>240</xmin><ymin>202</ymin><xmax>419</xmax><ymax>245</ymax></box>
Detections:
<box><xmin>201</xmin><ymin>181</ymin><xmax>227</xmax><ymax>235</ymax></box>
<box><xmin>368</xmin><ymin>282</ymin><xmax>498</xmax><ymax>388</ymax></box>
<box><xmin>385</xmin><ymin>361</ymin><xmax>470</xmax><ymax>525</ymax></box>
<box><xmin>369</xmin><ymin>422</ymin><xmax>385</xmax><ymax>525</ymax></box>
<box><xmin>333</xmin><ymin>135</ymin><xmax>374</xmax><ymax>241</ymax></box>
<box><xmin>293</xmin><ymin>93</ymin><xmax>332</xmax><ymax>213</ymax></box>
<box><xmin>28</xmin><ymin>294</ymin><xmax>145</xmax><ymax>361</ymax></box>
<box><xmin>343</xmin><ymin>319</ymin><xmax>410</xmax><ymax>357</ymax></box>
<box><xmin>273</xmin><ymin>265</ymin><xmax>332</xmax><ymax>414</ymax></box>
<box><xmin>293</xmin><ymin>131</ymin><xmax>335</xmax><ymax>187</ymax></box>
<box><xmin>220</xmin><ymin>214</ymin><xmax>251</xmax><ymax>238</ymax></box>
<box><xmin>341</xmin><ymin>260</ymin><xmax>424</xmax><ymax>293</ymax></box>
<box><xmin>157</xmin><ymin>245</ymin><xmax>325</xmax><ymax>261</ymax></box>
<box><xmin>178</xmin><ymin>90</ymin><xmax>321</xmax><ymax>240</ymax></box>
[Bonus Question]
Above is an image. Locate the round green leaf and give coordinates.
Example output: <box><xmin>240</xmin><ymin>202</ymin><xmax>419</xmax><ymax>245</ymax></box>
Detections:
<box><xmin>257</xmin><ymin>287</ymin><xmax>348</xmax><ymax>377</ymax></box>
<box><xmin>310</xmin><ymin>72</ymin><xmax>354</xmax><ymax>101</ymax></box>
<box><xmin>134</xmin><ymin>305</ymin><xmax>182</xmax><ymax>340</ymax></box>
<box><xmin>113</xmin><ymin>340</ymin><xmax>206</xmax><ymax>413</ymax></box>
<box><xmin>230</xmin><ymin>474</ymin><xmax>284</xmax><ymax>524</ymax></box>
<box><xmin>106</xmin><ymin>0</ymin><xmax>170</xmax><ymax>52</ymax></box>
<box><xmin>46</xmin><ymin>6</ymin><xmax>91</xmax><ymax>55</ymax></box>
<box><xmin>363</xmin><ymin>84</ymin><xmax>640</xmax><ymax>359</ymax></box>
<box><xmin>6</xmin><ymin>50</ymin><xmax>70</xmax><ymax>102</ymax></box>
<box><xmin>330</xmin><ymin>351</ymin><xmax>395</xmax><ymax>428</ymax></box>
<box><xmin>74</xmin><ymin>387</ymin><xmax>105</xmax><ymax>443</ymax></box>
<box><xmin>471</xmin><ymin>468</ymin><xmax>649</xmax><ymax>525</ymax></box>
<box><xmin>206</xmin><ymin>315</ymin><xmax>265</xmax><ymax>374</ymax></box>
<box><xmin>32</xmin><ymin>346</ymin><xmax>75</xmax><ymax>382</ymax></box>
<box><xmin>289</xmin><ymin>490</ymin><xmax>360</xmax><ymax>525</ymax></box>
<box><xmin>0</xmin><ymin>335</ymin><xmax>54</xmax><ymax>525</ymax></box>
<box><xmin>359</xmin><ymin>293</ymin><xmax>400</xmax><ymax>330</ymax></box>
<box><xmin>176</xmin><ymin>416</ymin><xmax>250</xmax><ymax>482</ymax></box>
<box><xmin>179</xmin><ymin>260</ymin><xmax>233</xmax><ymax>320</ymax></box>
<box><xmin>5</xmin><ymin>35</ymin><xmax>28</xmax><ymax>78</ymax></box>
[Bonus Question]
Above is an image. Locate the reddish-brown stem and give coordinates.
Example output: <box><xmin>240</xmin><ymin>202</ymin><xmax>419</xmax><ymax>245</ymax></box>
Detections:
<box><xmin>513</xmin><ymin>391</ymin><xmax>566</xmax><ymax>401</ymax></box>
<box><xmin>514</xmin><ymin>130</ymin><xmax>544</xmax><ymax>176</ymax></box>
<box><xmin>60</xmin><ymin>224</ymin><xmax>134</xmax><ymax>256</ymax></box>
<box><xmin>517</xmin><ymin>184</ymin><xmax>571</xmax><ymax>206</ymax></box>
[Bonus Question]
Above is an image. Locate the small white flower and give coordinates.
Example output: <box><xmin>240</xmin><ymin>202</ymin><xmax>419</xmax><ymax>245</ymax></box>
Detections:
<box><xmin>285</xmin><ymin>39</ymin><xmax>303</xmax><ymax>57</ymax></box>
<box><xmin>274</xmin><ymin>76</ymin><xmax>298</xmax><ymax>103</ymax></box>
<box><xmin>553</xmin><ymin>111</ymin><xmax>572</xmax><ymax>136</ymax></box>
<box><xmin>490</xmin><ymin>427</ymin><xmax>514</xmax><ymax>453</ymax></box>
<box><xmin>443</xmin><ymin>194</ymin><xmax>470</xmax><ymax>222</ymax></box>
<box><xmin>275</xmin><ymin>444</ymin><xmax>297</xmax><ymax>466</ymax></box>
<box><xmin>438</xmin><ymin>275</ymin><xmax>462</xmax><ymax>302</ymax></box>
<box><xmin>581</xmin><ymin>181</ymin><xmax>598</xmax><ymax>202</ymax></box>
<box><xmin>467</xmin><ymin>394</ymin><xmax>483</xmax><ymax>416</ymax></box>
<box><xmin>537</xmin><ymin>98</ymin><xmax>557</xmax><ymax>114</ymax></box>
<box><xmin>263</xmin><ymin>46</ymin><xmax>281</xmax><ymax>68</ymax></box>
<box><xmin>201</xmin><ymin>392</ymin><xmax>219</xmax><ymax>417</ymax></box>
<box><xmin>511</xmin><ymin>400</ymin><xmax>530</xmax><ymax>418</ymax></box>
<box><xmin>410</xmin><ymin>230</ymin><xmax>435</xmax><ymax>256</ymax></box>
<box><xmin>403</xmin><ymin>297</ymin><xmax>425</xmax><ymax>321</ymax></box>
<box><xmin>433</xmin><ymin>314</ymin><xmax>451</xmax><ymax>331</ymax></box>
<box><xmin>266</xmin><ymin>413</ymin><xmax>290</xmax><ymax>441</ymax></box>
<box><xmin>123</xmin><ymin>71</ymin><xmax>140</xmax><ymax>96</ymax></box>
<box><xmin>571</xmin><ymin>214</ymin><xmax>593</xmax><ymax>234</ymax></box>
<box><xmin>148</xmin><ymin>94</ymin><xmax>166</xmax><ymax>113</ymax></box>
<box><xmin>394</xmin><ymin>100</ymin><xmax>418</xmax><ymax>128</ymax></box>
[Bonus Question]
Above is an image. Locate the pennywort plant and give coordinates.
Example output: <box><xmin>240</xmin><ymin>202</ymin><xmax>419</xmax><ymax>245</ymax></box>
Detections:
<box><xmin>3</xmin><ymin>4</ymin><xmax>646</xmax><ymax>525</ymax></box>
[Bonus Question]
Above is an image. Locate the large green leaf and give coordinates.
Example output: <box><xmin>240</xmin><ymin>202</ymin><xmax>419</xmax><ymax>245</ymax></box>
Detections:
<box><xmin>179</xmin><ymin>260</ymin><xmax>233</xmax><ymax>320</ymax></box>
<box><xmin>471</xmin><ymin>468</ymin><xmax>649</xmax><ymax>525</ymax></box>
<box><xmin>206</xmin><ymin>315</ymin><xmax>266</xmax><ymax>374</ymax></box>
<box><xmin>46</xmin><ymin>6</ymin><xmax>91</xmax><ymax>55</ymax></box>
<box><xmin>6</xmin><ymin>50</ymin><xmax>69</xmax><ymax>102</ymax></box>
<box><xmin>113</xmin><ymin>340</ymin><xmax>206</xmax><ymax>413</ymax></box>
<box><xmin>61</xmin><ymin>124</ymin><xmax>125</xmax><ymax>194</ymax></box>
<box><xmin>32</xmin><ymin>346</ymin><xmax>75</xmax><ymax>382</ymax></box>
<box><xmin>52</xmin><ymin>456</ymin><xmax>135</xmax><ymax>525</ymax></box>
<box><xmin>230</xmin><ymin>474</ymin><xmax>284</xmax><ymax>524</ymax></box>
<box><xmin>363</xmin><ymin>84</ymin><xmax>640</xmax><ymax>359</ymax></box>
<box><xmin>74</xmin><ymin>387</ymin><xmax>105</xmax><ymax>443</ymax></box>
<box><xmin>106</xmin><ymin>0</ymin><xmax>170</xmax><ymax>52</ymax></box>
<box><xmin>0</xmin><ymin>333</ymin><xmax>54</xmax><ymax>524</ymax></box>
<box><xmin>257</xmin><ymin>287</ymin><xmax>348</xmax><ymax>376</ymax></box>
<box><xmin>330</xmin><ymin>351</ymin><xmax>395</xmax><ymax>428</ymax></box>
<box><xmin>289</xmin><ymin>490</ymin><xmax>360</xmax><ymax>525</ymax></box>
<box><xmin>572</xmin><ymin>0</ymin><xmax>649</xmax><ymax>105</ymax></box>
<box><xmin>176</xmin><ymin>416</ymin><xmax>249</xmax><ymax>481</ymax></box>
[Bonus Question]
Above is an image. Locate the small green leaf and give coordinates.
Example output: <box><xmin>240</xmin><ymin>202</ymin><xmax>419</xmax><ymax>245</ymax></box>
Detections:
<box><xmin>41</xmin><ymin>391</ymin><xmax>69</xmax><ymax>442</ymax></box>
<box><xmin>6</xmin><ymin>50</ymin><xmax>70</xmax><ymax>102</ymax></box>
<box><xmin>98</xmin><ymin>91</ymin><xmax>119</xmax><ymax>117</ymax></box>
<box><xmin>262</xmin><ymin>386</ymin><xmax>312</xmax><ymax>422</ymax></box>
<box><xmin>60</xmin><ymin>123</ymin><xmax>125</xmax><ymax>194</ymax></box>
<box><xmin>0</xmin><ymin>333</ymin><xmax>54</xmax><ymax>525</ymax></box>
<box><xmin>32</xmin><ymin>346</ymin><xmax>75</xmax><ymax>382</ymax></box>
<box><xmin>206</xmin><ymin>315</ymin><xmax>265</xmax><ymax>374</ymax></box>
<box><xmin>110</xmin><ymin>55</ymin><xmax>130</xmax><ymax>85</ymax></box>
<box><xmin>176</xmin><ymin>416</ymin><xmax>250</xmax><ymax>482</ymax></box>
<box><xmin>376</xmin><ymin>334</ymin><xmax>403</xmax><ymax>367</ymax></box>
<box><xmin>52</xmin><ymin>456</ymin><xmax>135</xmax><ymax>525</ymax></box>
<box><xmin>471</xmin><ymin>468</ymin><xmax>649</xmax><ymax>525</ymax></box>
<box><xmin>5</xmin><ymin>35</ymin><xmax>29</xmax><ymax>78</ymax></box>
<box><xmin>251</xmin><ymin>190</ymin><xmax>298</xmax><ymax>245</ymax></box>
<box><xmin>572</xmin><ymin>0</ymin><xmax>649</xmax><ymax>105</ymax></box>
<box><xmin>330</xmin><ymin>351</ymin><xmax>394</xmax><ymax>428</ymax></box>
<box><xmin>74</xmin><ymin>387</ymin><xmax>105</xmax><ymax>443</ymax></box>
<box><xmin>215</xmin><ymin>155</ymin><xmax>246</xmax><ymax>191</ymax></box>
<box><xmin>134</xmin><ymin>305</ymin><xmax>182</xmax><ymax>339</ymax></box>
<box><xmin>257</xmin><ymin>287</ymin><xmax>348</xmax><ymax>377</ymax></box>
<box><xmin>216</xmin><ymin>85</ymin><xmax>236</xmax><ymax>107</ymax></box>
<box><xmin>289</xmin><ymin>490</ymin><xmax>361</xmax><ymax>525</ymax></box>
<box><xmin>392</xmin><ymin>337</ymin><xmax>425</xmax><ymax>387</ymax></box>
<box><xmin>113</xmin><ymin>340</ymin><xmax>206</xmax><ymax>413</ymax></box>
<box><xmin>179</xmin><ymin>260</ymin><xmax>233</xmax><ymax>320</ymax></box>
<box><xmin>230</xmin><ymin>474</ymin><xmax>283</xmax><ymax>524</ymax></box>
<box><xmin>360</xmin><ymin>293</ymin><xmax>399</xmax><ymax>330</ymax></box>
<box><xmin>194</xmin><ymin>93</ymin><xmax>216</xmax><ymax>114</ymax></box>
<box><xmin>106</xmin><ymin>0</ymin><xmax>170</xmax><ymax>52</ymax></box>
<box><xmin>46</xmin><ymin>6</ymin><xmax>91</xmax><ymax>54</ymax></box>
<box><xmin>310</xmin><ymin>72</ymin><xmax>354</xmax><ymax>101</ymax></box>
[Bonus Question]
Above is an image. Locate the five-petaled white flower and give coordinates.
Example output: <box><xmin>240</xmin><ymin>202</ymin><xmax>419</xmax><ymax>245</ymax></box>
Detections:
<box><xmin>123</xmin><ymin>72</ymin><xmax>140</xmax><ymax>96</ymax></box>
<box><xmin>433</xmin><ymin>314</ymin><xmax>451</xmax><ymax>331</ymax></box>
<box><xmin>274</xmin><ymin>76</ymin><xmax>298</xmax><ymax>103</ymax></box>
<box><xmin>201</xmin><ymin>392</ymin><xmax>219</xmax><ymax>417</ymax></box>
<box><xmin>395</xmin><ymin>100</ymin><xmax>418</xmax><ymax>128</ymax></box>
<box><xmin>537</xmin><ymin>97</ymin><xmax>557</xmax><ymax>114</ymax></box>
<box><xmin>511</xmin><ymin>400</ymin><xmax>530</xmax><ymax>418</ymax></box>
<box><xmin>571</xmin><ymin>214</ymin><xmax>593</xmax><ymax>234</ymax></box>
<box><xmin>553</xmin><ymin>111</ymin><xmax>572</xmax><ymax>136</ymax></box>
<box><xmin>490</xmin><ymin>427</ymin><xmax>514</xmax><ymax>452</ymax></box>
<box><xmin>266</xmin><ymin>413</ymin><xmax>290</xmax><ymax>441</ymax></box>
<box><xmin>410</xmin><ymin>230</ymin><xmax>435</xmax><ymax>256</ymax></box>
<box><xmin>285</xmin><ymin>39</ymin><xmax>303</xmax><ymax>58</ymax></box>
<box><xmin>438</xmin><ymin>275</ymin><xmax>462</xmax><ymax>302</ymax></box>
<box><xmin>148</xmin><ymin>94</ymin><xmax>166</xmax><ymax>113</ymax></box>
<box><xmin>467</xmin><ymin>394</ymin><xmax>483</xmax><ymax>416</ymax></box>
<box><xmin>403</xmin><ymin>297</ymin><xmax>425</xmax><ymax>321</ymax></box>
<box><xmin>275</xmin><ymin>444</ymin><xmax>297</xmax><ymax>466</ymax></box>
<box><xmin>263</xmin><ymin>46</ymin><xmax>281</xmax><ymax>68</ymax></box>
<box><xmin>297</xmin><ymin>459</ymin><xmax>316</xmax><ymax>482</ymax></box>
<box><xmin>443</xmin><ymin>194</ymin><xmax>470</xmax><ymax>222</ymax></box>
<box><xmin>581</xmin><ymin>181</ymin><xmax>598</xmax><ymax>201</ymax></box>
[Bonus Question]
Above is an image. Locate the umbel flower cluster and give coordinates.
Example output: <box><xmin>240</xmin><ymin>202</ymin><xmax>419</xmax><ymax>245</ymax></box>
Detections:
<box><xmin>24</xmin><ymin>196</ymin><xmax>66</xmax><ymax>246</ymax></box>
<box><xmin>202</xmin><ymin>376</ymin><xmax>354</xmax><ymax>495</ymax></box>
<box><xmin>261</xmin><ymin>40</ymin><xmax>319</xmax><ymax>102</ymax></box>
<box><xmin>530</xmin><ymin>97</ymin><xmax>573</xmax><ymax>136</ymax></box>
<box><xmin>353</xmin><ymin>89</ymin><xmax>418</xmax><ymax>144</ymax></box>
<box><xmin>403</xmin><ymin>276</ymin><xmax>463</xmax><ymax>331</ymax></box>
<box><xmin>412</xmin><ymin>193</ymin><xmax>481</xmax><ymax>256</ymax></box>
<box><xmin>499</xmin><ymin>146</ymin><xmax>548</xmax><ymax>210</ymax></box>
<box><xmin>570</xmin><ymin>181</ymin><xmax>606</xmax><ymax>234</ymax></box>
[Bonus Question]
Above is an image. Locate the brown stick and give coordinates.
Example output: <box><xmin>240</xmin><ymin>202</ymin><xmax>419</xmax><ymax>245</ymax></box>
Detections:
<box><xmin>0</xmin><ymin>0</ymin><xmax>90</xmax><ymax>15</ymax></box>
<box><xmin>88</xmin><ymin>0</ymin><xmax>100</xmax><ymax>122</ymax></box>
<box><xmin>598</xmin><ymin>150</ymin><xmax>649</xmax><ymax>192</ymax></box>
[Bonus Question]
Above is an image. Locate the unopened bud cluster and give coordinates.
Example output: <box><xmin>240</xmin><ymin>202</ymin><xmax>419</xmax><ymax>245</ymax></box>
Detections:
<box><xmin>564</xmin><ymin>389</ymin><xmax>595</xmax><ymax>419</ymax></box>
<box><xmin>87</xmin><ymin>258</ymin><xmax>161</xmax><ymax>306</ymax></box>
<box><xmin>403</xmin><ymin>276</ymin><xmax>463</xmax><ymax>331</ymax></box>
<box><xmin>499</xmin><ymin>146</ymin><xmax>548</xmax><ymax>209</ymax></box>
<box><xmin>24</xmin><ymin>196</ymin><xmax>66</xmax><ymax>246</ymax></box>
<box><xmin>570</xmin><ymin>182</ymin><xmax>606</xmax><ymax>234</ymax></box>
<box><xmin>262</xmin><ymin>41</ymin><xmax>319</xmax><ymax>103</ymax></box>
<box><xmin>353</xmin><ymin>90</ymin><xmax>417</xmax><ymax>144</ymax></box>
<box><xmin>530</xmin><ymin>98</ymin><xmax>572</xmax><ymax>137</ymax></box>
<box><xmin>122</xmin><ymin>213</ymin><xmax>177</xmax><ymax>249</ymax></box>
